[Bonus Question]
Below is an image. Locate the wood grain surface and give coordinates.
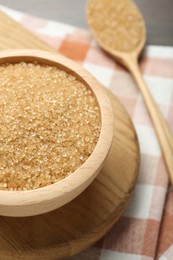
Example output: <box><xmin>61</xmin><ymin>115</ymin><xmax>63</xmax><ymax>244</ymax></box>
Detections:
<box><xmin>0</xmin><ymin>0</ymin><xmax>172</xmax><ymax>46</ymax></box>
<box><xmin>0</xmin><ymin>12</ymin><xmax>140</xmax><ymax>259</ymax></box>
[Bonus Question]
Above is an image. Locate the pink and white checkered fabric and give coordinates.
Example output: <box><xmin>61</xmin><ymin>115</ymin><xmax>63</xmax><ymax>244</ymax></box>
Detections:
<box><xmin>0</xmin><ymin>5</ymin><xmax>172</xmax><ymax>260</ymax></box>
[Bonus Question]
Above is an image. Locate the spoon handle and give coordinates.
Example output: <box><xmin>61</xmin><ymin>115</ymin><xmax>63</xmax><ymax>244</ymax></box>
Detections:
<box><xmin>125</xmin><ymin>54</ymin><xmax>173</xmax><ymax>184</ymax></box>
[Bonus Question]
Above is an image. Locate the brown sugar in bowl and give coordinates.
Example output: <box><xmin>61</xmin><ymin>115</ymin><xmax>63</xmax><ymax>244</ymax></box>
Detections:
<box><xmin>0</xmin><ymin>50</ymin><xmax>114</xmax><ymax>217</ymax></box>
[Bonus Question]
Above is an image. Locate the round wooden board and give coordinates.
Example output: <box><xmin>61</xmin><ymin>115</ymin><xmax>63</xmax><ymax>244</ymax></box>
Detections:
<box><xmin>0</xmin><ymin>89</ymin><xmax>140</xmax><ymax>260</ymax></box>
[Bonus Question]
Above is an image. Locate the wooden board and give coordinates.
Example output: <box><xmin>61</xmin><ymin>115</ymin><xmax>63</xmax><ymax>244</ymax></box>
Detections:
<box><xmin>0</xmin><ymin>12</ymin><xmax>140</xmax><ymax>259</ymax></box>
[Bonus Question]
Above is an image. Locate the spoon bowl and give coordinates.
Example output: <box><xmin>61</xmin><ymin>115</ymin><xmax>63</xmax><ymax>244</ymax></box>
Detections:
<box><xmin>87</xmin><ymin>0</ymin><xmax>146</xmax><ymax>63</ymax></box>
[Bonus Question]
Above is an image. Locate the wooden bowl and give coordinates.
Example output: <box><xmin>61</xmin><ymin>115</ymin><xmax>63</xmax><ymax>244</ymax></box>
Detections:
<box><xmin>0</xmin><ymin>49</ymin><xmax>114</xmax><ymax>217</ymax></box>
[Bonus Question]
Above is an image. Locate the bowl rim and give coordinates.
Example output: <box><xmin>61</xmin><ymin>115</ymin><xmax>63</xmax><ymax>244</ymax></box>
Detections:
<box><xmin>0</xmin><ymin>49</ymin><xmax>114</xmax><ymax>215</ymax></box>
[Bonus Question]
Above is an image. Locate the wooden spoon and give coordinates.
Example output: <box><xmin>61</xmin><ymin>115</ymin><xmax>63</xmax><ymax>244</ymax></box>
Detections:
<box><xmin>87</xmin><ymin>0</ymin><xmax>173</xmax><ymax>184</ymax></box>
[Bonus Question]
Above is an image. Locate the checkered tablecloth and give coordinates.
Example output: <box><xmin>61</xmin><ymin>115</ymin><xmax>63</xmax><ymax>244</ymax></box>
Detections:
<box><xmin>0</xmin><ymin>5</ymin><xmax>173</xmax><ymax>260</ymax></box>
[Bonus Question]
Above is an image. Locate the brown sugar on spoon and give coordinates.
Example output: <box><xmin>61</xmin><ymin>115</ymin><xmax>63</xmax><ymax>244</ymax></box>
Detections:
<box><xmin>0</xmin><ymin>62</ymin><xmax>101</xmax><ymax>191</ymax></box>
<box><xmin>87</xmin><ymin>0</ymin><xmax>145</xmax><ymax>52</ymax></box>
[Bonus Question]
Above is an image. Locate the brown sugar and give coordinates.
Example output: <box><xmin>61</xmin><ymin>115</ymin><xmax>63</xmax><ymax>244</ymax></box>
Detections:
<box><xmin>87</xmin><ymin>0</ymin><xmax>144</xmax><ymax>52</ymax></box>
<box><xmin>0</xmin><ymin>62</ymin><xmax>101</xmax><ymax>191</ymax></box>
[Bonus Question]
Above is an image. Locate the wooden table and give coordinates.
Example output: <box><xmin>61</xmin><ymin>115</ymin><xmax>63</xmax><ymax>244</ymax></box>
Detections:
<box><xmin>0</xmin><ymin>0</ymin><xmax>172</xmax><ymax>46</ymax></box>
